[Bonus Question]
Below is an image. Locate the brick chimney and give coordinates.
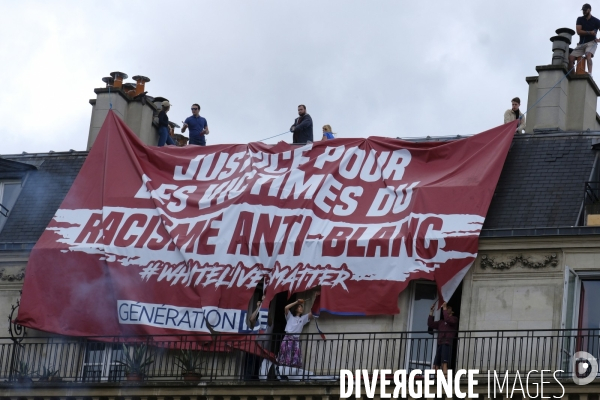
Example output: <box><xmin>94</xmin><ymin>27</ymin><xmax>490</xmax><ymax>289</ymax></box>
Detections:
<box><xmin>88</xmin><ymin>72</ymin><xmax>159</xmax><ymax>149</ymax></box>
<box><xmin>525</xmin><ymin>28</ymin><xmax>600</xmax><ymax>133</ymax></box>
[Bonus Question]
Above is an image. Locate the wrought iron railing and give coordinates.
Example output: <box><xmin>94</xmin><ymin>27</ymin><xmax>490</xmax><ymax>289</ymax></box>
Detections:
<box><xmin>0</xmin><ymin>329</ymin><xmax>596</xmax><ymax>383</ymax></box>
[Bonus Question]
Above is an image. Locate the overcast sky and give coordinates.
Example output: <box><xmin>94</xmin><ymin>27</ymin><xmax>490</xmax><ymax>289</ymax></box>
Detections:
<box><xmin>0</xmin><ymin>1</ymin><xmax>586</xmax><ymax>155</ymax></box>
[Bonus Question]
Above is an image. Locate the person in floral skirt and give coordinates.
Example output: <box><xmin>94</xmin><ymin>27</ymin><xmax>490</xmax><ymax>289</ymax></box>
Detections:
<box><xmin>276</xmin><ymin>298</ymin><xmax>313</xmax><ymax>367</ymax></box>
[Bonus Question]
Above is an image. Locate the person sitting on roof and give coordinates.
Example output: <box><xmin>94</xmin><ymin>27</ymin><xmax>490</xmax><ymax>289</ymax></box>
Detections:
<box><xmin>321</xmin><ymin>125</ymin><xmax>336</xmax><ymax>140</ymax></box>
<box><xmin>503</xmin><ymin>97</ymin><xmax>526</xmax><ymax>134</ymax></box>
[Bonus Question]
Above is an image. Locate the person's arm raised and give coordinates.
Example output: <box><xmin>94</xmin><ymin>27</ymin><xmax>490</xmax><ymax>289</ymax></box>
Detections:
<box><xmin>248</xmin><ymin>299</ymin><xmax>262</xmax><ymax>328</ymax></box>
<box><xmin>284</xmin><ymin>299</ymin><xmax>302</xmax><ymax>317</ymax></box>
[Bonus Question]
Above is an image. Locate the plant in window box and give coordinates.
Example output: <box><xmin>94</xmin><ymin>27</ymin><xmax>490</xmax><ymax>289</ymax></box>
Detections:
<box><xmin>38</xmin><ymin>366</ymin><xmax>62</xmax><ymax>382</ymax></box>
<box><xmin>174</xmin><ymin>349</ymin><xmax>203</xmax><ymax>381</ymax></box>
<box><xmin>115</xmin><ymin>344</ymin><xmax>154</xmax><ymax>381</ymax></box>
<box><xmin>14</xmin><ymin>361</ymin><xmax>36</xmax><ymax>384</ymax></box>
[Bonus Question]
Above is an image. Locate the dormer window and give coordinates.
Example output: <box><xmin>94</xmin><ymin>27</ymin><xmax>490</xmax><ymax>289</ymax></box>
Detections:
<box><xmin>0</xmin><ymin>180</ymin><xmax>22</xmax><ymax>233</ymax></box>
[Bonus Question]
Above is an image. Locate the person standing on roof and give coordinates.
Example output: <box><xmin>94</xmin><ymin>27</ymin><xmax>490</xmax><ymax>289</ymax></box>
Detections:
<box><xmin>157</xmin><ymin>101</ymin><xmax>176</xmax><ymax>147</ymax></box>
<box><xmin>569</xmin><ymin>4</ymin><xmax>600</xmax><ymax>77</ymax></box>
<box><xmin>503</xmin><ymin>97</ymin><xmax>526</xmax><ymax>134</ymax></box>
<box><xmin>181</xmin><ymin>103</ymin><xmax>209</xmax><ymax>146</ymax></box>
<box><xmin>290</xmin><ymin>105</ymin><xmax>313</xmax><ymax>144</ymax></box>
<box><xmin>321</xmin><ymin>125</ymin><xmax>336</xmax><ymax>140</ymax></box>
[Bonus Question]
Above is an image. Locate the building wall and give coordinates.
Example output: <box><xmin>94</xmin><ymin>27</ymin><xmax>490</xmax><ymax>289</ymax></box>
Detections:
<box><xmin>0</xmin><ymin>249</ymin><xmax>28</xmax><ymax>340</ymax></box>
<box><xmin>460</xmin><ymin>236</ymin><xmax>600</xmax><ymax>333</ymax></box>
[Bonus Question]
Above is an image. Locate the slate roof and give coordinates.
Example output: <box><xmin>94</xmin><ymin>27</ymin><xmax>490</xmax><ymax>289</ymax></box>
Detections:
<box><xmin>0</xmin><ymin>132</ymin><xmax>598</xmax><ymax>247</ymax></box>
<box><xmin>0</xmin><ymin>151</ymin><xmax>87</xmax><ymax>245</ymax></box>
<box><xmin>483</xmin><ymin>132</ymin><xmax>599</xmax><ymax>230</ymax></box>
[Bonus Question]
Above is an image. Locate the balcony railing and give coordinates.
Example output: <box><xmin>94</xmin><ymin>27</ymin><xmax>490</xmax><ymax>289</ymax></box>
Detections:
<box><xmin>0</xmin><ymin>329</ymin><xmax>596</xmax><ymax>383</ymax></box>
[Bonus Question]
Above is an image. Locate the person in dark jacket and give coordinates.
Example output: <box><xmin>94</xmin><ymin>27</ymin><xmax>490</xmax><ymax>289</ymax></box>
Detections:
<box><xmin>427</xmin><ymin>301</ymin><xmax>458</xmax><ymax>375</ymax></box>
<box><xmin>157</xmin><ymin>101</ymin><xmax>176</xmax><ymax>147</ymax></box>
<box><xmin>290</xmin><ymin>105</ymin><xmax>313</xmax><ymax>144</ymax></box>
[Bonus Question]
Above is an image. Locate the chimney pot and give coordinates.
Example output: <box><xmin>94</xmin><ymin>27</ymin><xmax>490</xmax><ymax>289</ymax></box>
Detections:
<box><xmin>101</xmin><ymin>76</ymin><xmax>115</xmax><ymax>88</ymax></box>
<box><xmin>110</xmin><ymin>71</ymin><xmax>128</xmax><ymax>89</ymax></box>
<box><xmin>556</xmin><ymin>27</ymin><xmax>576</xmax><ymax>41</ymax></box>
<box><xmin>550</xmin><ymin>35</ymin><xmax>571</xmax><ymax>67</ymax></box>
<box><xmin>132</xmin><ymin>75</ymin><xmax>151</xmax><ymax>96</ymax></box>
<box><xmin>123</xmin><ymin>82</ymin><xmax>137</xmax><ymax>97</ymax></box>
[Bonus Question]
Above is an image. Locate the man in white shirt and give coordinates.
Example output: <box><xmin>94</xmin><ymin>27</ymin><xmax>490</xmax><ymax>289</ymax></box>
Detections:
<box><xmin>503</xmin><ymin>97</ymin><xmax>526</xmax><ymax>134</ymax></box>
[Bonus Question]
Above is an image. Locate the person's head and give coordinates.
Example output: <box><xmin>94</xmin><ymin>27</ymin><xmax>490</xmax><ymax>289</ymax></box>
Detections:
<box><xmin>161</xmin><ymin>100</ymin><xmax>171</xmax><ymax>112</ymax></box>
<box><xmin>322</xmin><ymin>124</ymin><xmax>332</xmax><ymax>133</ymax></box>
<box><xmin>511</xmin><ymin>97</ymin><xmax>520</xmax><ymax>111</ymax></box>
<box><xmin>298</xmin><ymin>104</ymin><xmax>306</xmax><ymax>116</ymax></box>
<box><xmin>446</xmin><ymin>305</ymin><xmax>454</xmax><ymax>316</ymax></box>
<box><xmin>191</xmin><ymin>103</ymin><xmax>200</xmax><ymax>116</ymax></box>
<box><xmin>583</xmin><ymin>3</ymin><xmax>592</xmax><ymax>17</ymax></box>
<box><xmin>290</xmin><ymin>302</ymin><xmax>304</xmax><ymax>316</ymax></box>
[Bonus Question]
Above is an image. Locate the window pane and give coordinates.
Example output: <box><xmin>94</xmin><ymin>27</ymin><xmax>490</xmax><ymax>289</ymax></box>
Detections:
<box><xmin>1</xmin><ymin>183</ymin><xmax>21</xmax><ymax>210</ymax></box>
<box><xmin>408</xmin><ymin>283</ymin><xmax>437</xmax><ymax>371</ymax></box>
<box><xmin>0</xmin><ymin>182</ymin><xmax>21</xmax><ymax>232</ymax></box>
<box><xmin>580</xmin><ymin>280</ymin><xmax>600</xmax><ymax>330</ymax></box>
<box><xmin>565</xmin><ymin>270</ymin><xmax>577</xmax><ymax>330</ymax></box>
<box><xmin>577</xmin><ymin>280</ymin><xmax>600</xmax><ymax>362</ymax></box>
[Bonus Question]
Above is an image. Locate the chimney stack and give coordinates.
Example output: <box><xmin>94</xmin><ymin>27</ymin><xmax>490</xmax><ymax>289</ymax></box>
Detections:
<box><xmin>524</xmin><ymin>28</ymin><xmax>600</xmax><ymax>133</ymax></box>
<box><xmin>132</xmin><ymin>75</ymin><xmax>151</xmax><ymax>96</ymax></box>
<box><xmin>88</xmin><ymin>72</ymin><xmax>159</xmax><ymax>149</ymax></box>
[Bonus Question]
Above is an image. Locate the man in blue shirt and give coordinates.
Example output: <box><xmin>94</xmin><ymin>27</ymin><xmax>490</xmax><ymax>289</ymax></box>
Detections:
<box><xmin>182</xmin><ymin>103</ymin><xmax>209</xmax><ymax>146</ymax></box>
<box><xmin>569</xmin><ymin>4</ymin><xmax>600</xmax><ymax>77</ymax></box>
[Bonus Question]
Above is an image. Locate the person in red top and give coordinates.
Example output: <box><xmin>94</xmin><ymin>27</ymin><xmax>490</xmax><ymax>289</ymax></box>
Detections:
<box><xmin>427</xmin><ymin>301</ymin><xmax>459</xmax><ymax>375</ymax></box>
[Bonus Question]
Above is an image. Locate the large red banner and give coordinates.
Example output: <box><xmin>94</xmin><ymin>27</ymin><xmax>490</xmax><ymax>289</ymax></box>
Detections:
<box><xmin>16</xmin><ymin>111</ymin><xmax>516</xmax><ymax>336</ymax></box>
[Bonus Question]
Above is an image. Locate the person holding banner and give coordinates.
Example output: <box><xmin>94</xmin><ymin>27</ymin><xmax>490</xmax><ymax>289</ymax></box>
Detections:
<box><xmin>243</xmin><ymin>295</ymin><xmax>266</xmax><ymax>380</ymax></box>
<box><xmin>156</xmin><ymin>101</ymin><xmax>176</xmax><ymax>147</ymax></box>
<box><xmin>290</xmin><ymin>104</ymin><xmax>313</xmax><ymax>144</ymax></box>
<box><xmin>276</xmin><ymin>298</ymin><xmax>314</xmax><ymax>367</ymax></box>
<box><xmin>428</xmin><ymin>301</ymin><xmax>458</xmax><ymax>376</ymax></box>
<box><xmin>503</xmin><ymin>97</ymin><xmax>526</xmax><ymax>134</ymax></box>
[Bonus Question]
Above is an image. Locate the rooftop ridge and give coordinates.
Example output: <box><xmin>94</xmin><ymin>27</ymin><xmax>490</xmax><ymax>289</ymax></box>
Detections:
<box><xmin>399</xmin><ymin>130</ymin><xmax>600</xmax><ymax>142</ymax></box>
<box><xmin>1</xmin><ymin>150</ymin><xmax>90</xmax><ymax>158</ymax></box>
